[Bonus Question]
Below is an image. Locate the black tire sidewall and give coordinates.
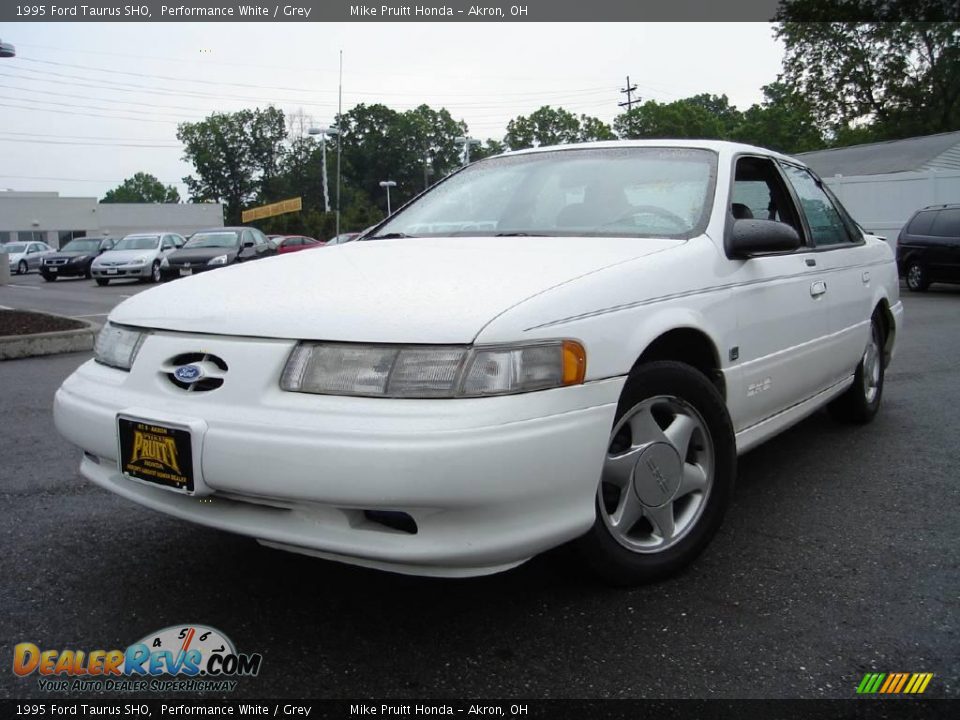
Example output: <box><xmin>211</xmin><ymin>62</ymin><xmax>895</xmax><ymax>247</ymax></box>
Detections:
<box><xmin>17</xmin><ymin>260</ymin><xmax>27</xmax><ymax>275</ymax></box>
<box><xmin>576</xmin><ymin>361</ymin><xmax>736</xmax><ymax>584</ymax></box>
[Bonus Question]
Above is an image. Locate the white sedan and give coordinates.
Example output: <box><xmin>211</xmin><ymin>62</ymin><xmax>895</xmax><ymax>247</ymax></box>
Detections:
<box><xmin>54</xmin><ymin>140</ymin><xmax>902</xmax><ymax>584</ymax></box>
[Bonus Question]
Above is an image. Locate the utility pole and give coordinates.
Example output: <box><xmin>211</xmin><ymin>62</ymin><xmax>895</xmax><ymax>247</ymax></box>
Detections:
<box><xmin>619</xmin><ymin>75</ymin><xmax>639</xmax><ymax>137</ymax></box>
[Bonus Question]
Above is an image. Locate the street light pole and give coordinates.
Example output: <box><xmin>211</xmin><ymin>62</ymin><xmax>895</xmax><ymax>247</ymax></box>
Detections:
<box><xmin>379</xmin><ymin>180</ymin><xmax>397</xmax><ymax>216</ymax></box>
<box><xmin>455</xmin><ymin>136</ymin><xmax>481</xmax><ymax>166</ymax></box>
<box><xmin>307</xmin><ymin>126</ymin><xmax>338</xmax><ymax>213</ymax></box>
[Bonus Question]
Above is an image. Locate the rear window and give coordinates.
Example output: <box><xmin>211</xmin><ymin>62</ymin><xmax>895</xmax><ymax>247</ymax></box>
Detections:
<box><xmin>930</xmin><ymin>208</ymin><xmax>960</xmax><ymax>238</ymax></box>
<box><xmin>906</xmin><ymin>210</ymin><xmax>937</xmax><ymax>236</ymax></box>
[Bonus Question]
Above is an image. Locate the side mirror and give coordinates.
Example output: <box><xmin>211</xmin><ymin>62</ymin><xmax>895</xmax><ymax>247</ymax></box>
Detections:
<box><xmin>242</xmin><ymin>240</ymin><xmax>254</xmax><ymax>249</ymax></box>
<box><xmin>729</xmin><ymin>219</ymin><xmax>801</xmax><ymax>258</ymax></box>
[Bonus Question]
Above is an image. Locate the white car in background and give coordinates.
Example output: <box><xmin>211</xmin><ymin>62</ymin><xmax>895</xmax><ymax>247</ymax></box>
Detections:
<box><xmin>4</xmin><ymin>240</ymin><xmax>55</xmax><ymax>274</ymax></box>
<box><xmin>91</xmin><ymin>232</ymin><xmax>185</xmax><ymax>286</ymax></box>
<box><xmin>54</xmin><ymin>141</ymin><xmax>902</xmax><ymax>584</ymax></box>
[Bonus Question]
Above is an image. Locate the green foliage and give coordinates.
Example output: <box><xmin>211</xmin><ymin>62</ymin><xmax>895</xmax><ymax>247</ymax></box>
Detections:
<box><xmin>775</xmin><ymin>6</ymin><xmax>960</xmax><ymax>141</ymax></box>
<box><xmin>504</xmin><ymin>106</ymin><xmax>615</xmax><ymax>150</ymax></box>
<box><xmin>733</xmin><ymin>83</ymin><xmax>827</xmax><ymax>153</ymax></box>
<box><xmin>613</xmin><ymin>94</ymin><xmax>739</xmax><ymax>140</ymax></box>
<box><xmin>100</xmin><ymin>172</ymin><xmax>180</xmax><ymax>204</ymax></box>
<box><xmin>177</xmin><ymin>107</ymin><xmax>287</xmax><ymax>224</ymax></box>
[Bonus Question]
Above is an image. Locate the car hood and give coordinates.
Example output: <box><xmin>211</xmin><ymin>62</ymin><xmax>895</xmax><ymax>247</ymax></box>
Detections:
<box><xmin>48</xmin><ymin>250</ymin><xmax>93</xmax><ymax>260</ymax></box>
<box><xmin>110</xmin><ymin>236</ymin><xmax>682</xmax><ymax>343</ymax></box>
<box><xmin>95</xmin><ymin>249</ymin><xmax>157</xmax><ymax>263</ymax></box>
<box><xmin>168</xmin><ymin>247</ymin><xmax>239</xmax><ymax>263</ymax></box>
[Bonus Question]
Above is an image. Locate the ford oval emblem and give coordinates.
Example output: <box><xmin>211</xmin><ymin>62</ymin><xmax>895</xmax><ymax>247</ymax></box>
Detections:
<box><xmin>174</xmin><ymin>364</ymin><xmax>203</xmax><ymax>383</ymax></box>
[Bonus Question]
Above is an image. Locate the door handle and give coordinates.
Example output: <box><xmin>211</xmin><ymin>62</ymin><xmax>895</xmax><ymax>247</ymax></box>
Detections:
<box><xmin>810</xmin><ymin>280</ymin><xmax>827</xmax><ymax>297</ymax></box>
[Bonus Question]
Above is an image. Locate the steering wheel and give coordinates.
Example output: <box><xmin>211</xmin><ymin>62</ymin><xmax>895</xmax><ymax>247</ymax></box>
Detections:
<box><xmin>600</xmin><ymin>205</ymin><xmax>688</xmax><ymax>231</ymax></box>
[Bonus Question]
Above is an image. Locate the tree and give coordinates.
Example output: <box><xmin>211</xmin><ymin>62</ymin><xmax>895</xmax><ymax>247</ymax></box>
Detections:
<box><xmin>733</xmin><ymin>82</ymin><xmax>827</xmax><ymax>153</ymax></box>
<box><xmin>101</xmin><ymin>172</ymin><xmax>180</xmax><ymax>204</ymax></box>
<box><xmin>177</xmin><ymin>107</ymin><xmax>287</xmax><ymax>224</ymax></box>
<box><xmin>776</xmin><ymin>4</ymin><xmax>960</xmax><ymax>140</ymax></box>
<box><xmin>504</xmin><ymin>106</ymin><xmax>589</xmax><ymax>150</ymax></box>
<box><xmin>614</xmin><ymin>94</ymin><xmax>742</xmax><ymax>140</ymax></box>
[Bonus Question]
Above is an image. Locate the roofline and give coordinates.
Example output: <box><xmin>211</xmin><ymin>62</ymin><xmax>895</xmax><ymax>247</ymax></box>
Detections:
<box><xmin>796</xmin><ymin>129</ymin><xmax>960</xmax><ymax>158</ymax></box>
<box><xmin>490</xmin><ymin>139</ymin><xmax>804</xmax><ymax>166</ymax></box>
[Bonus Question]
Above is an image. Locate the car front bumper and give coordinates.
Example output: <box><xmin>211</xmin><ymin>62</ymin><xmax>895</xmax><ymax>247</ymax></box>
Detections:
<box><xmin>92</xmin><ymin>263</ymin><xmax>151</xmax><ymax>279</ymax></box>
<box><xmin>54</xmin><ymin>330</ymin><xmax>622</xmax><ymax>577</ymax></box>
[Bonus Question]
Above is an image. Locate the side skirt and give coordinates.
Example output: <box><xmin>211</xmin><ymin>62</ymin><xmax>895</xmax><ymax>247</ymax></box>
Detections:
<box><xmin>735</xmin><ymin>375</ymin><xmax>855</xmax><ymax>455</ymax></box>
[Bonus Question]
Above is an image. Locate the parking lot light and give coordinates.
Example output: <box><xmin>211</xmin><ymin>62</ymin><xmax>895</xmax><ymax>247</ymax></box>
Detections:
<box><xmin>379</xmin><ymin>180</ymin><xmax>397</xmax><ymax>216</ymax></box>
<box><xmin>307</xmin><ymin>126</ymin><xmax>339</xmax><ymax>214</ymax></box>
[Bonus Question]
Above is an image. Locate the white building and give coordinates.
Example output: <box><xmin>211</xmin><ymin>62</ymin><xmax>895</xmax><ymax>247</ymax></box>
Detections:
<box><xmin>0</xmin><ymin>191</ymin><xmax>224</xmax><ymax>248</ymax></box>
<box><xmin>798</xmin><ymin>130</ymin><xmax>960</xmax><ymax>245</ymax></box>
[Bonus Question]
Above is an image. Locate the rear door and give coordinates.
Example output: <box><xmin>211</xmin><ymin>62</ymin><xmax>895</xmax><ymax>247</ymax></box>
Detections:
<box><xmin>779</xmin><ymin>162</ymin><xmax>875</xmax><ymax>385</ymax></box>
<box><xmin>929</xmin><ymin>208</ymin><xmax>960</xmax><ymax>282</ymax></box>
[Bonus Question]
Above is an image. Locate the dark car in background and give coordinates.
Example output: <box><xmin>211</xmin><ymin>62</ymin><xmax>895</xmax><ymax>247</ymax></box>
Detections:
<box><xmin>897</xmin><ymin>204</ymin><xmax>960</xmax><ymax>291</ymax></box>
<box><xmin>161</xmin><ymin>226</ymin><xmax>276</xmax><ymax>279</ymax></box>
<box><xmin>41</xmin><ymin>236</ymin><xmax>115</xmax><ymax>281</ymax></box>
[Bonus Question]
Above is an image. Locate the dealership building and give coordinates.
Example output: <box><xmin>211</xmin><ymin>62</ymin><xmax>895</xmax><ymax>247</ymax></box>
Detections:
<box><xmin>0</xmin><ymin>191</ymin><xmax>224</xmax><ymax>249</ymax></box>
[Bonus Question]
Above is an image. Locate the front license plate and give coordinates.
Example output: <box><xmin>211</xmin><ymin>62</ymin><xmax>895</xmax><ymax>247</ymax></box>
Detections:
<box><xmin>106</xmin><ymin>269</ymin><xmax>118</xmax><ymax>275</ymax></box>
<box><xmin>48</xmin><ymin>267</ymin><xmax>57</xmax><ymax>273</ymax></box>
<box><xmin>180</xmin><ymin>268</ymin><xmax>193</xmax><ymax>276</ymax></box>
<box><xmin>118</xmin><ymin>417</ymin><xmax>194</xmax><ymax>493</ymax></box>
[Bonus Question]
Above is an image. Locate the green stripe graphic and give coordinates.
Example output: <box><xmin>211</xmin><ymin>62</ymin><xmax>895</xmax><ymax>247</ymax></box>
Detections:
<box><xmin>856</xmin><ymin>674</ymin><xmax>873</xmax><ymax>693</ymax></box>
<box><xmin>869</xmin><ymin>673</ymin><xmax>887</xmax><ymax>693</ymax></box>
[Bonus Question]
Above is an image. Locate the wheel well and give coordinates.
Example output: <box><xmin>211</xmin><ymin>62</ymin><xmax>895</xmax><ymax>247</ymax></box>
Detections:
<box><xmin>874</xmin><ymin>299</ymin><xmax>895</xmax><ymax>367</ymax></box>
<box><xmin>634</xmin><ymin>329</ymin><xmax>725</xmax><ymax>399</ymax></box>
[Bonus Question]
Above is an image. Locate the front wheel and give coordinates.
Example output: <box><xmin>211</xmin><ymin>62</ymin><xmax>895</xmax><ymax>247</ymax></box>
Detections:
<box><xmin>17</xmin><ymin>260</ymin><xmax>27</xmax><ymax>275</ymax></box>
<box><xmin>829</xmin><ymin>315</ymin><xmax>885</xmax><ymax>424</ymax></box>
<box><xmin>95</xmin><ymin>278</ymin><xmax>109</xmax><ymax>287</ymax></box>
<box><xmin>905</xmin><ymin>262</ymin><xmax>929</xmax><ymax>292</ymax></box>
<box><xmin>149</xmin><ymin>261</ymin><xmax>162</xmax><ymax>283</ymax></box>
<box><xmin>575</xmin><ymin>361</ymin><xmax>736</xmax><ymax>585</ymax></box>
<box><xmin>42</xmin><ymin>273</ymin><xmax>56</xmax><ymax>282</ymax></box>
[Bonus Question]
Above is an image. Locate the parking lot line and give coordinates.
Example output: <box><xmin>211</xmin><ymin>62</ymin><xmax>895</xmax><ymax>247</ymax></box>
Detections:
<box><xmin>4</xmin><ymin>284</ymin><xmax>41</xmax><ymax>290</ymax></box>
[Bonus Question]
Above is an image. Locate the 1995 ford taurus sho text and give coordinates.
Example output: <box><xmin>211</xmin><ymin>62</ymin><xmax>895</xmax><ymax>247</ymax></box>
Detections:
<box><xmin>54</xmin><ymin>141</ymin><xmax>903</xmax><ymax>584</ymax></box>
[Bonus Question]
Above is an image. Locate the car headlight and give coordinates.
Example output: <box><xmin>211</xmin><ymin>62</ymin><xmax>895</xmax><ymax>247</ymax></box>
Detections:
<box><xmin>207</xmin><ymin>254</ymin><xmax>229</xmax><ymax>266</ymax></box>
<box><xmin>94</xmin><ymin>323</ymin><xmax>147</xmax><ymax>371</ymax></box>
<box><xmin>130</xmin><ymin>257</ymin><xmax>147</xmax><ymax>266</ymax></box>
<box><xmin>280</xmin><ymin>340</ymin><xmax>586</xmax><ymax>398</ymax></box>
<box><xmin>71</xmin><ymin>255</ymin><xmax>89</xmax><ymax>263</ymax></box>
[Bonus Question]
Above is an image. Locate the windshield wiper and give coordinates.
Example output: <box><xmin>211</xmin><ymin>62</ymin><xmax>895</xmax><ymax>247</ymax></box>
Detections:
<box><xmin>363</xmin><ymin>232</ymin><xmax>419</xmax><ymax>240</ymax></box>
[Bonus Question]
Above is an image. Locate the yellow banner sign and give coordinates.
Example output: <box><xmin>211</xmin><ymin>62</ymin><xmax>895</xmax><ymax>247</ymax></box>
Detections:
<box><xmin>241</xmin><ymin>197</ymin><xmax>303</xmax><ymax>223</ymax></box>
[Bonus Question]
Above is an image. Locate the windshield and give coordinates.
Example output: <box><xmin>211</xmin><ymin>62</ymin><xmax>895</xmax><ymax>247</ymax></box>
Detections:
<box><xmin>373</xmin><ymin>147</ymin><xmax>717</xmax><ymax>240</ymax></box>
<box><xmin>3</xmin><ymin>243</ymin><xmax>27</xmax><ymax>253</ymax></box>
<box><xmin>114</xmin><ymin>235</ymin><xmax>160</xmax><ymax>251</ymax></box>
<box><xmin>61</xmin><ymin>239</ymin><xmax>100</xmax><ymax>253</ymax></box>
<box><xmin>184</xmin><ymin>232</ymin><xmax>239</xmax><ymax>249</ymax></box>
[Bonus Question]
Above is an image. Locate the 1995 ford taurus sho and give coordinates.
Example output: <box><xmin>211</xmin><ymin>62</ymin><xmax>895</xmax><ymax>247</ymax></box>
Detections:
<box><xmin>54</xmin><ymin>141</ymin><xmax>903</xmax><ymax>584</ymax></box>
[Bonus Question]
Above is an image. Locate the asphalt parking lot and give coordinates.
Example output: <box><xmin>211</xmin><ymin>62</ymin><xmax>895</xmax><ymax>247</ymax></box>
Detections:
<box><xmin>0</xmin><ymin>270</ymin><xmax>153</xmax><ymax>324</ymax></box>
<box><xmin>0</xmin><ymin>282</ymin><xmax>957</xmax><ymax>700</ymax></box>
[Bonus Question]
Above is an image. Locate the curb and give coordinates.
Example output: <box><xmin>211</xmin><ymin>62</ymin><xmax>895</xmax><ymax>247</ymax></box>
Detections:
<box><xmin>0</xmin><ymin>313</ymin><xmax>98</xmax><ymax>361</ymax></box>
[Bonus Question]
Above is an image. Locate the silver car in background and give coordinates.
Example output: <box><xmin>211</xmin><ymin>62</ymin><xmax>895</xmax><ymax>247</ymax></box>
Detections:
<box><xmin>91</xmin><ymin>233</ymin><xmax>185</xmax><ymax>286</ymax></box>
<box><xmin>4</xmin><ymin>241</ymin><xmax>56</xmax><ymax>274</ymax></box>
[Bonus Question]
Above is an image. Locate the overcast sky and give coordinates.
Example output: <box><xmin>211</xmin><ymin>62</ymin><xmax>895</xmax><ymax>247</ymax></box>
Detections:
<box><xmin>0</xmin><ymin>22</ymin><xmax>785</xmax><ymax>199</ymax></box>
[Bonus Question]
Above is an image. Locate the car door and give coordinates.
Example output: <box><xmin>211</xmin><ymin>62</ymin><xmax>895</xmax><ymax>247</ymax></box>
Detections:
<box><xmin>929</xmin><ymin>207</ymin><xmax>960</xmax><ymax>282</ymax></box>
<box><xmin>725</xmin><ymin>154</ymin><xmax>834</xmax><ymax>431</ymax></box>
<box><xmin>778</xmin><ymin>162</ymin><xmax>876</xmax><ymax>385</ymax></box>
<box><xmin>253</xmin><ymin>229</ymin><xmax>276</xmax><ymax>258</ymax></box>
<box><xmin>26</xmin><ymin>243</ymin><xmax>45</xmax><ymax>270</ymax></box>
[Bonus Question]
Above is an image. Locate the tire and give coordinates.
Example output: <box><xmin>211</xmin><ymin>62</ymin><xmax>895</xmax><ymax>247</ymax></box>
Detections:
<box><xmin>95</xmin><ymin>278</ymin><xmax>109</xmax><ymax>287</ymax></box>
<box><xmin>575</xmin><ymin>361</ymin><xmax>736</xmax><ymax>585</ymax></box>
<box><xmin>84</xmin><ymin>266</ymin><xmax>93</xmax><ymax>280</ymax></box>
<box><xmin>829</xmin><ymin>314</ymin><xmax>885</xmax><ymax>424</ymax></box>
<box><xmin>17</xmin><ymin>260</ymin><xmax>27</xmax><ymax>275</ymax></box>
<box><xmin>905</xmin><ymin>262</ymin><xmax>929</xmax><ymax>292</ymax></box>
<box><xmin>149</xmin><ymin>261</ymin><xmax>161</xmax><ymax>283</ymax></box>
<box><xmin>41</xmin><ymin>273</ymin><xmax>56</xmax><ymax>282</ymax></box>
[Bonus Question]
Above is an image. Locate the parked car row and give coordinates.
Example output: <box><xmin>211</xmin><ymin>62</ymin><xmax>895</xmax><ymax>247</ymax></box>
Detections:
<box><xmin>3</xmin><ymin>227</ymin><xmax>360</xmax><ymax>285</ymax></box>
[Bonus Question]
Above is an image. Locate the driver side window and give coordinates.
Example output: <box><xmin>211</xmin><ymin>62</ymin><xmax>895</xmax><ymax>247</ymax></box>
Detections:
<box><xmin>731</xmin><ymin>156</ymin><xmax>804</xmax><ymax>241</ymax></box>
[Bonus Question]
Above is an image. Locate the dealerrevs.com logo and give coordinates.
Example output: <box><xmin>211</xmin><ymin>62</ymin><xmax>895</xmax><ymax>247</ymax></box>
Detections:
<box><xmin>13</xmin><ymin>624</ymin><xmax>262</xmax><ymax>693</ymax></box>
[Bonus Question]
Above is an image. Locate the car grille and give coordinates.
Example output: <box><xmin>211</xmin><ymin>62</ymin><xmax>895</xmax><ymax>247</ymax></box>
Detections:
<box><xmin>162</xmin><ymin>352</ymin><xmax>229</xmax><ymax>392</ymax></box>
<box><xmin>46</xmin><ymin>258</ymin><xmax>70</xmax><ymax>266</ymax></box>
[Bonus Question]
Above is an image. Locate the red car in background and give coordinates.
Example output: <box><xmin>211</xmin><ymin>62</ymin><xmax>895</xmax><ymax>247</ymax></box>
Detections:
<box><xmin>273</xmin><ymin>235</ymin><xmax>324</xmax><ymax>254</ymax></box>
